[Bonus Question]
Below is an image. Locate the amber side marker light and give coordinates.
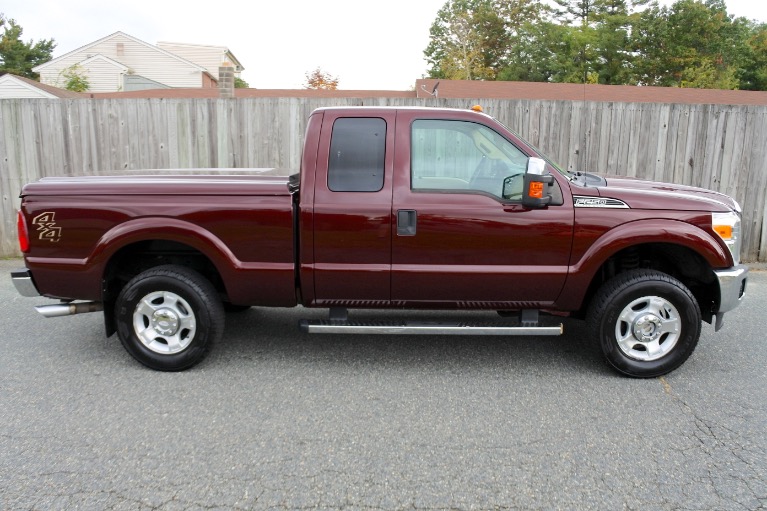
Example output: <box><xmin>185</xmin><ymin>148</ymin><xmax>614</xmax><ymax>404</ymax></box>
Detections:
<box><xmin>471</xmin><ymin>105</ymin><xmax>484</xmax><ymax>113</ymax></box>
<box><xmin>17</xmin><ymin>210</ymin><xmax>29</xmax><ymax>253</ymax></box>
<box><xmin>713</xmin><ymin>224</ymin><xmax>733</xmax><ymax>239</ymax></box>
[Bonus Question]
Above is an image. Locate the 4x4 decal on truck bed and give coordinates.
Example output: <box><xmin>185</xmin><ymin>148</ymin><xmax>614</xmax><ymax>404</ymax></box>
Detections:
<box><xmin>32</xmin><ymin>212</ymin><xmax>62</xmax><ymax>242</ymax></box>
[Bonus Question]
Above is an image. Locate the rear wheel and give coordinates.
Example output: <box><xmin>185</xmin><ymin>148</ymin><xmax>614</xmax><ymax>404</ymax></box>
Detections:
<box><xmin>587</xmin><ymin>269</ymin><xmax>701</xmax><ymax>378</ymax></box>
<box><xmin>115</xmin><ymin>265</ymin><xmax>224</xmax><ymax>371</ymax></box>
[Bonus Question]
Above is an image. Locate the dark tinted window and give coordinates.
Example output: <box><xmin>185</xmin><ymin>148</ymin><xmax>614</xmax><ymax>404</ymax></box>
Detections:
<box><xmin>328</xmin><ymin>118</ymin><xmax>386</xmax><ymax>192</ymax></box>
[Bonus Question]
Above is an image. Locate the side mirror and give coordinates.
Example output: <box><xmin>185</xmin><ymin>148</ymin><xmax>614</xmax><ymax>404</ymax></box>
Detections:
<box><xmin>522</xmin><ymin>157</ymin><xmax>553</xmax><ymax>208</ymax></box>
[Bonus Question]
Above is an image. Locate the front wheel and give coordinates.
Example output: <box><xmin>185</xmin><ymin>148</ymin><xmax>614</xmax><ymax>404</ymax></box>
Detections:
<box><xmin>587</xmin><ymin>270</ymin><xmax>702</xmax><ymax>378</ymax></box>
<box><xmin>115</xmin><ymin>265</ymin><xmax>224</xmax><ymax>371</ymax></box>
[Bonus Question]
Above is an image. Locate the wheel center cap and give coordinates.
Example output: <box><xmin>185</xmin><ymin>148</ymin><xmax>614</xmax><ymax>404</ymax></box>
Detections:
<box><xmin>152</xmin><ymin>309</ymin><xmax>180</xmax><ymax>336</ymax></box>
<box><xmin>633</xmin><ymin>314</ymin><xmax>662</xmax><ymax>342</ymax></box>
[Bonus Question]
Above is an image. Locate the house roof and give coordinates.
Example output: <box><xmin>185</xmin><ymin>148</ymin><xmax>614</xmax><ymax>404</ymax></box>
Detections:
<box><xmin>79</xmin><ymin>54</ymin><xmax>129</xmax><ymax>72</ymax></box>
<box><xmin>0</xmin><ymin>73</ymin><xmax>86</xmax><ymax>98</ymax></box>
<box><xmin>415</xmin><ymin>79</ymin><xmax>767</xmax><ymax>106</ymax></box>
<box><xmin>156</xmin><ymin>41</ymin><xmax>245</xmax><ymax>71</ymax></box>
<box><xmin>32</xmin><ymin>31</ymin><xmax>209</xmax><ymax>73</ymax></box>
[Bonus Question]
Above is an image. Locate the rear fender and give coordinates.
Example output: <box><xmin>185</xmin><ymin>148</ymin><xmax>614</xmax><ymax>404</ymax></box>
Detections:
<box><xmin>90</xmin><ymin>217</ymin><xmax>238</xmax><ymax>277</ymax></box>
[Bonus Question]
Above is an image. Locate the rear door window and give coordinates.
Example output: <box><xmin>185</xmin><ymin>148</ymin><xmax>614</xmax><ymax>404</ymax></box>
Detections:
<box><xmin>328</xmin><ymin>118</ymin><xmax>386</xmax><ymax>192</ymax></box>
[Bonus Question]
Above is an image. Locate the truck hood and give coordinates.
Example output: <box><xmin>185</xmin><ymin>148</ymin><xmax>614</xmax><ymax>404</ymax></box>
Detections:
<box><xmin>575</xmin><ymin>174</ymin><xmax>740</xmax><ymax>213</ymax></box>
<box><xmin>21</xmin><ymin>169</ymin><xmax>294</xmax><ymax>197</ymax></box>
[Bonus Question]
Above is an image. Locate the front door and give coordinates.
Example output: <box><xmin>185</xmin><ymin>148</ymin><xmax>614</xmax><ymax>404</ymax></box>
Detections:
<box><xmin>391</xmin><ymin>114</ymin><xmax>573</xmax><ymax>308</ymax></box>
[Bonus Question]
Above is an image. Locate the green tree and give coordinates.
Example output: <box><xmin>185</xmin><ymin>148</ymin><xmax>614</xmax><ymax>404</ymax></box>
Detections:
<box><xmin>0</xmin><ymin>14</ymin><xmax>55</xmax><ymax>79</ymax></box>
<box><xmin>550</xmin><ymin>0</ymin><xmax>650</xmax><ymax>84</ymax></box>
<box><xmin>495</xmin><ymin>0</ymin><xmax>554</xmax><ymax>81</ymax></box>
<box><xmin>61</xmin><ymin>64</ymin><xmax>89</xmax><ymax>92</ymax></box>
<box><xmin>234</xmin><ymin>77</ymin><xmax>249</xmax><ymax>88</ymax></box>
<box><xmin>592</xmin><ymin>0</ymin><xmax>650</xmax><ymax>85</ymax></box>
<box><xmin>423</xmin><ymin>0</ymin><xmax>764</xmax><ymax>90</ymax></box>
<box><xmin>631</xmin><ymin>2</ymin><xmax>671</xmax><ymax>85</ymax></box>
<box><xmin>739</xmin><ymin>23</ymin><xmax>767</xmax><ymax>90</ymax></box>
<box><xmin>632</xmin><ymin>0</ymin><xmax>748</xmax><ymax>89</ymax></box>
<box><xmin>424</xmin><ymin>0</ymin><xmax>509</xmax><ymax>80</ymax></box>
<box><xmin>499</xmin><ymin>20</ymin><xmax>568</xmax><ymax>82</ymax></box>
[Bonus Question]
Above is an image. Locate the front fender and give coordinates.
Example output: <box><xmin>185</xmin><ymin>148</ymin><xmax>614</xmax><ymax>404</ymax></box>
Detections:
<box><xmin>556</xmin><ymin>218</ymin><xmax>730</xmax><ymax>310</ymax></box>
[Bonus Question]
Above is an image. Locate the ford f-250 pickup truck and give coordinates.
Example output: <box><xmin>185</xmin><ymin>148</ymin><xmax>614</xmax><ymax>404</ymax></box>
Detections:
<box><xmin>11</xmin><ymin>106</ymin><xmax>748</xmax><ymax>377</ymax></box>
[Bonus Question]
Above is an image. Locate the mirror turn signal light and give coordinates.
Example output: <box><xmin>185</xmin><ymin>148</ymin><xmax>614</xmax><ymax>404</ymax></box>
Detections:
<box><xmin>529</xmin><ymin>182</ymin><xmax>545</xmax><ymax>199</ymax></box>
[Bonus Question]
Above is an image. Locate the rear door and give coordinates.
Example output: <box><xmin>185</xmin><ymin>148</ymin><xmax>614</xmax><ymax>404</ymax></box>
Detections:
<box><xmin>310</xmin><ymin>110</ymin><xmax>396</xmax><ymax>306</ymax></box>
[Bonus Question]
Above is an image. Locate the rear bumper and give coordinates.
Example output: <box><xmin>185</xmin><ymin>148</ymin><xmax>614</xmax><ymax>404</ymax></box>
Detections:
<box><xmin>11</xmin><ymin>268</ymin><xmax>40</xmax><ymax>297</ymax></box>
<box><xmin>715</xmin><ymin>264</ymin><xmax>748</xmax><ymax>314</ymax></box>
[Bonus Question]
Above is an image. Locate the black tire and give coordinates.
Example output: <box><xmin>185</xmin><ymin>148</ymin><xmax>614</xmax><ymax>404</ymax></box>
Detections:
<box><xmin>587</xmin><ymin>269</ymin><xmax>701</xmax><ymax>378</ymax></box>
<box><xmin>115</xmin><ymin>265</ymin><xmax>224</xmax><ymax>371</ymax></box>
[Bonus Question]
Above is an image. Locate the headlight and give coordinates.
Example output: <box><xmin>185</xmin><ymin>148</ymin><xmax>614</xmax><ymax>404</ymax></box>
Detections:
<box><xmin>712</xmin><ymin>211</ymin><xmax>741</xmax><ymax>265</ymax></box>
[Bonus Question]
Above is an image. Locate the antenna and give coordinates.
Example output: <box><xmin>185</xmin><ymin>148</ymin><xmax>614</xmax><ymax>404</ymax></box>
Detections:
<box><xmin>420</xmin><ymin>81</ymin><xmax>440</xmax><ymax>98</ymax></box>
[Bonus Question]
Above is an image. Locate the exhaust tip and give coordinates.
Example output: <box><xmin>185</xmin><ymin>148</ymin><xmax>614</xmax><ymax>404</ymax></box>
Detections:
<box><xmin>35</xmin><ymin>302</ymin><xmax>103</xmax><ymax>318</ymax></box>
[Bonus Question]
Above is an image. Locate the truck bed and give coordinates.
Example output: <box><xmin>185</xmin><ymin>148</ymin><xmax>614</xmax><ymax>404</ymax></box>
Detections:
<box><xmin>20</xmin><ymin>171</ymin><xmax>298</xmax><ymax>306</ymax></box>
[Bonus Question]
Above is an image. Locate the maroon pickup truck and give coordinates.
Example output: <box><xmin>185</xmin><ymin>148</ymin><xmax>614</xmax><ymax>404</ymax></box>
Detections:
<box><xmin>11</xmin><ymin>106</ymin><xmax>748</xmax><ymax>377</ymax></box>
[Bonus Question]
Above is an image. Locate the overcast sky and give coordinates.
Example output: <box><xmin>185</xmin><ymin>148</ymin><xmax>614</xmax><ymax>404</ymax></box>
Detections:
<box><xmin>5</xmin><ymin>0</ymin><xmax>767</xmax><ymax>90</ymax></box>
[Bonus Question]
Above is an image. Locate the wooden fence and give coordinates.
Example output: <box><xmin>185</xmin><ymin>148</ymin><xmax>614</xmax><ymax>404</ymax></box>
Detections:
<box><xmin>1</xmin><ymin>97</ymin><xmax>766</xmax><ymax>261</ymax></box>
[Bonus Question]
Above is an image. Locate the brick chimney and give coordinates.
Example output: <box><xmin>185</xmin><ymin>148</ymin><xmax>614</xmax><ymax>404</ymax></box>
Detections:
<box><xmin>219</xmin><ymin>64</ymin><xmax>235</xmax><ymax>99</ymax></box>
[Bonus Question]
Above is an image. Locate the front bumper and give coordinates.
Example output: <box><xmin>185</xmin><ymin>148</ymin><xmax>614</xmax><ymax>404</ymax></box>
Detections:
<box><xmin>11</xmin><ymin>268</ymin><xmax>40</xmax><ymax>297</ymax></box>
<box><xmin>715</xmin><ymin>264</ymin><xmax>748</xmax><ymax>314</ymax></box>
<box><xmin>713</xmin><ymin>264</ymin><xmax>748</xmax><ymax>331</ymax></box>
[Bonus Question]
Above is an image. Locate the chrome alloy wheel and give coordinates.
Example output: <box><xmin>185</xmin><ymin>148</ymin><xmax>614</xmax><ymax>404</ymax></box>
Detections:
<box><xmin>615</xmin><ymin>295</ymin><xmax>681</xmax><ymax>361</ymax></box>
<box><xmin>132</xmin><ymin>291</ymin><xmax>197</xmax><ymax>354</ymax></box>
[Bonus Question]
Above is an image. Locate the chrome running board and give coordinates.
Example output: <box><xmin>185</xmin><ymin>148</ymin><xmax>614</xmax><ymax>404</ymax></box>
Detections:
<box><xmin>299</xmin><ymin>320</ymin><xmax>563</xmax><ymax>336</ymax></box>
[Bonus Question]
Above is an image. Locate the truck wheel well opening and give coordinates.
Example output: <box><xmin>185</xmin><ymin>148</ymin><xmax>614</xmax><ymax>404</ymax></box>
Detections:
<box><xmin>103</xmin><ymin>240</ymin><xmax>228</xmax><ymax>304</ymax></box>
<box><xmin>581</xmin><ymin>243</ymin><xmax>718</xmax><ymax>323</ymax></box>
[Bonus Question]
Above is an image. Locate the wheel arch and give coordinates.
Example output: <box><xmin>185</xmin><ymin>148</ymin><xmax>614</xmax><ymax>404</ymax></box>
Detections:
<box><xmin>562</xmin><ymin>220</ymin><xmax>729</xmax><ymax>323</ymax></box>
<box><xmin>93</xmin><ymin>219</ymin><xmax>238</xmax><ymax>335</ymax></box>
<box><xmin>578</xmin><ymin>242</ymin><xmax>719</xmax><ymax>324</ymax></box>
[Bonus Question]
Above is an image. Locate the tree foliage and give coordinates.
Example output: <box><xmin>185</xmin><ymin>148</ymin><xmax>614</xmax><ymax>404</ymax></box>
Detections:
<box><xmin>0</xmin><ymin>14</ymin><xmax>55</xmax><ymax>79</ymax></box>
<box><xmin>424</xmin><ymin>0</ymin><xmax>767</xmax><ymax>90</ymax></box>
<box><xmin>61</xmin><ymin>64</ymin><xmax>89</xmax><ymax>92</ymax></box>
<box><xmin>304</xmin><ymin>67</ymin><xmax>339</xmax><ymax>90</ymax></box>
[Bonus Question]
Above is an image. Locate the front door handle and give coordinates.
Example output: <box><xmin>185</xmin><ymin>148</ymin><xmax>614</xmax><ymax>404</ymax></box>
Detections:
<box><xmin>397</xmin><ymin>209</ymin><xmax>417</xmax><ymax>236</ymax></box>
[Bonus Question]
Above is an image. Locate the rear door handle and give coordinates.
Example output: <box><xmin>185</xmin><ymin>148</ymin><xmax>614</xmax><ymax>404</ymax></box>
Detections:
<box><xmin>397</xmin><ymin>209</ymin><xmax>417</xmax><ymax>236</ymax></box>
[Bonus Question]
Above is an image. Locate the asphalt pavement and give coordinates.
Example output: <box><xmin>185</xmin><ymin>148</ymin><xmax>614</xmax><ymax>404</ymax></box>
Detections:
<box><xmin>1</xmin><ymin>258</ymin><xmax>765</xmax><ymax>510</ymax></box>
